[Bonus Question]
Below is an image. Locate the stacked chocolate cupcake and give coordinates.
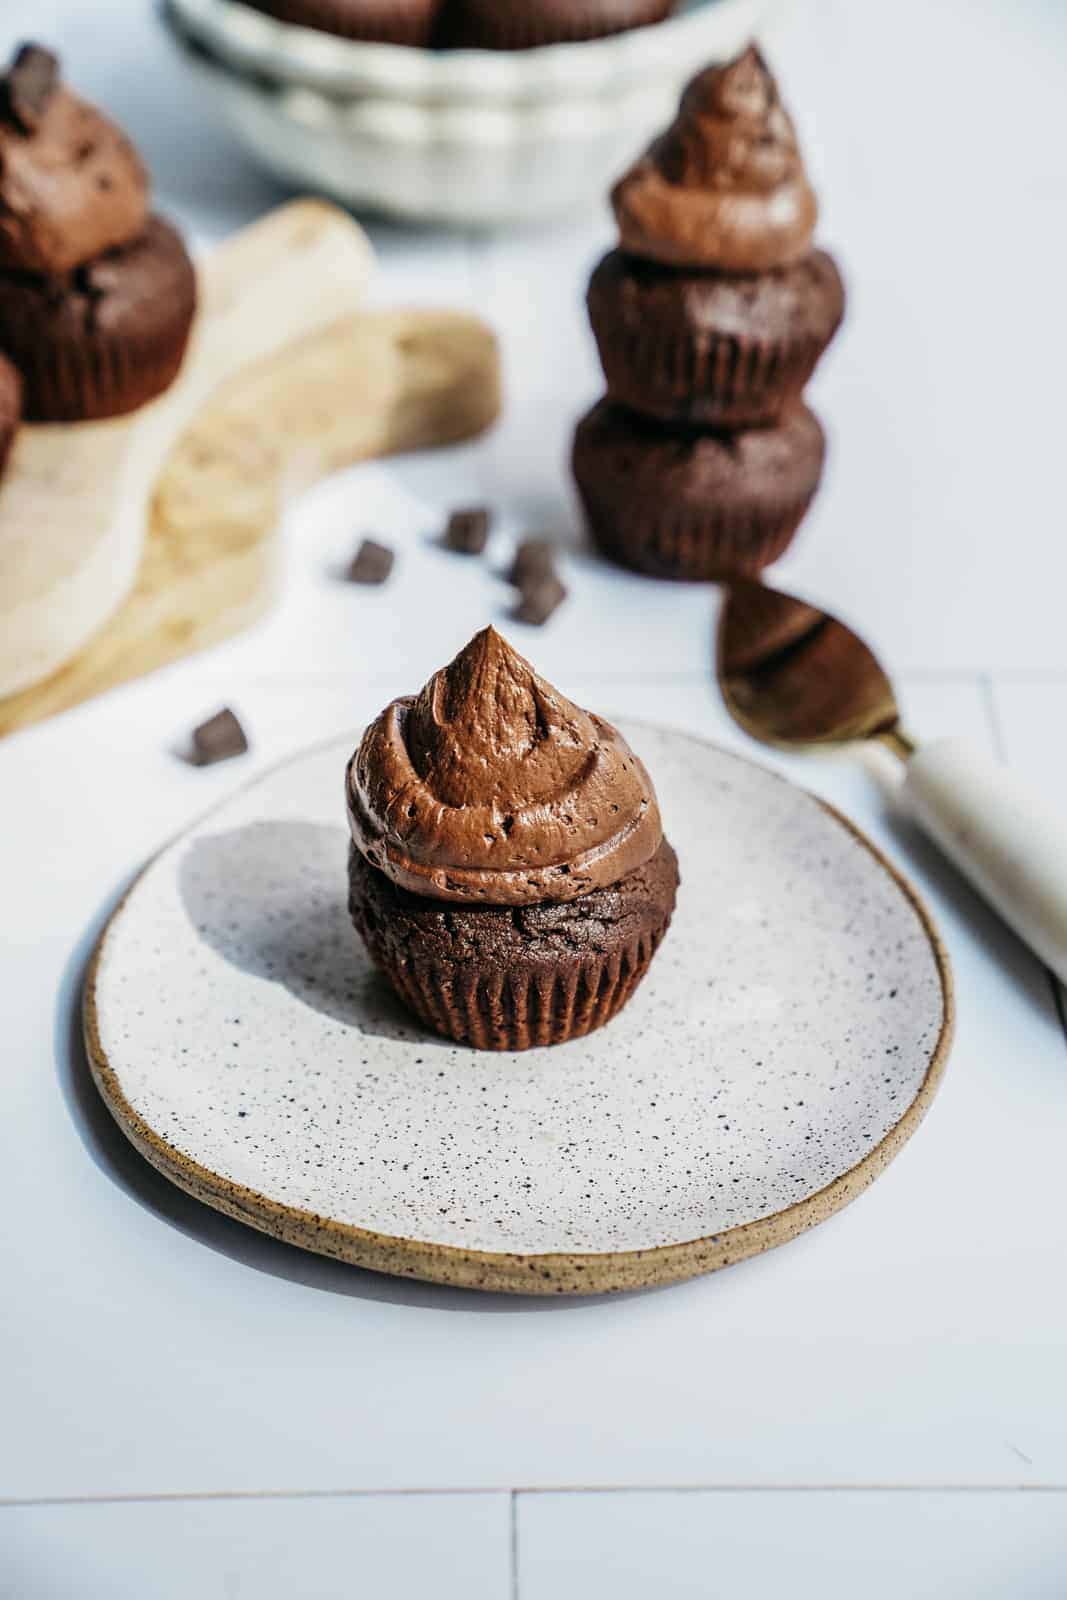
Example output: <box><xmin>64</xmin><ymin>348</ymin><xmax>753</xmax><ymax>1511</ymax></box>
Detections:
<box><xmin>573</xmin><ymin>46</ymin><xmax>845</xmax><ymax>582</ymax></box>
<box><xmin>0</xmin><ymin>44</ymin><xmax>196</xmax><ymax>423</ymax></box>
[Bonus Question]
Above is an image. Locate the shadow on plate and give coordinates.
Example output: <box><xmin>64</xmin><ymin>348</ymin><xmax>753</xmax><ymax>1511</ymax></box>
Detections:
<box><xmin>177</xmin><ymin>819</ymin><xmax>424</xmax><ymax>1044</ymax></box>
<box><xmin>56</xmin><ymin>854</ymin><xmax>680</xmax><ymax>1314</ymax></box>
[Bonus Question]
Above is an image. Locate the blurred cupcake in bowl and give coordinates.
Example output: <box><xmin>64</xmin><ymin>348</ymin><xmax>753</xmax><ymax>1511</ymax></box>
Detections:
<box><xmin>160</xmin><ymin>0</ymin><xmax>774</xmax><ymax>224</ymax></box>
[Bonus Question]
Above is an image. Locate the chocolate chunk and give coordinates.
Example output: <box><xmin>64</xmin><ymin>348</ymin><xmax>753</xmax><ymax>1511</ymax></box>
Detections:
<box><xmin>192</xmin><ymin>708</ymin><xmax>248</xmax><ymax>766</ymax></box>
<box><xmin>347</xmin><ymin>538</ymin><xmax>394</xmax><ymax>585</ymax></box>
<box><xmin>444</xmin><ymin>506</ymin><xmax>491</xmax><ymax>555</ymax></box>
<box><xmin>513</xmin><ymin>574</ymin><xmax>567</xmax><ymax>626</ymax></box>
<box><xmin>2</xmin><ymin>44</ymin><xmax>59</xmax><ymax>134</ymax></box>
<box><xmin>507</xmin><ymin>537</ymin><xmax>557</xmax><ymax>589</ymax></box>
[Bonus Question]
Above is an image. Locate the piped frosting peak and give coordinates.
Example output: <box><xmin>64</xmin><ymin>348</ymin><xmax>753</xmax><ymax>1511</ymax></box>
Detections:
<box><xmin>0</xmin><ymin>42</ymin><xmax>148</xmax><ymax>276</ymax></box>
<box><xmin>347</xmin><ymin>627</ymin><xmax>663</xmax><ymax>905</ymax></box>
<box><xmin>612</xmin><ymin>45</ymin><xmax>818</xmax><ymax>272</ymax></box>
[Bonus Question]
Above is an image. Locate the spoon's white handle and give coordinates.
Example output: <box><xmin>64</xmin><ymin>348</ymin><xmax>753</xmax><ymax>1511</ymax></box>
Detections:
<box><xmin>902</xmin><ymin>738</ymin><xmax>1067</xmax><ymax>983</ymax></box>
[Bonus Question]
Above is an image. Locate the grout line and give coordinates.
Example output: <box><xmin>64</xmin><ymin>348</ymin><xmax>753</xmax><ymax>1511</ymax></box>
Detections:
<box><xmin>980</xmin><ymin>674</ymin><xmax>1006</xmax><ymax>762</ymax></box>
<box><xmin>957</xmin><ymin>669</ymin><xmax>1067</xmax><ymax>684</ymax></box>
<box><xmin>1052</xmin><ymin>974</ymin><xmax>1067</xmax><ymax>1047</ymax></box>
<box><xmin>510</xmin><ymin>1491</ymin><xmax>520</xmax><ymax>1600</ymax></box>
<box><xmin>117</xmin><ymin>667</ymin><xmax>1029</xmax><ymax>692</ymax></box>
<box><xmin>984</xmin><ymin>676</ymin><xmax>1067</xmax><ymax>1029</ymax></box>
<box><xmin>177</xmin><ymin>670</ymin><xmax>726</xmax><ymax>690</ymax></box>
<box><xmin>4</xmin><ymin>1485</ymin><xmax>1067</xmax><ymax>1511</ymax></box>
<box><xmin>462</xmin><ymin>227</ymin><xmax>482</xmax><ymax>313</ymax></box>
<box><xmin>0</xmin><ymin>1490</ymin><xmax>502</xmax><ymax>1511</ymax></box>
<box><xmin>513</xmin><ymin>1482</ymin><xmax>1067</xmax><ymax>1496</ymax></box>
<box><xmin>511</xmin><ymin>1483</ymin><xmax>1067</xmax><ymax>1497</ymax></box>
<box><xmin>841</xmin><ymin>668</ymin><xmax>1067</xmax><ymax>685</ymax></box>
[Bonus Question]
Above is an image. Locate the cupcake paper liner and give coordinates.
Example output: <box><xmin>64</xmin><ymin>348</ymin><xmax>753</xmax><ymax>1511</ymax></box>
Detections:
<box><xmin>586</xmin><ymin>247</ymin><xmax>846</xmax><ymax>429</ymax></box>
<box><xmin>349</xmin><ymin>841</ymin><xmax>678</xmax><ymax>1051</ymax></box>
<box><xmin>0</xmin><ymin>218</ymin><xmax>196</xmax><ymax>422</ymax></box>
<box><xmin>9</xmin><ymin>312</ymin><xmax>192</xmax><ymax>422</ymax></box>
<box><xmin>592</xmin><ymin>320</ymin><xmax>832</xmax><ymax>430</ymax></box>
<box><xmin>382</xmin><ymin>930</ymin><xmax>666</xmax><ymax>1051</ymax></box>
<box><xmin>0</xmin><ymin>354</ymin><xmax>21</xmax><ymax>476</ymax></box>
<box><xmin>572</xmin><ymin>398</ymin><xmax>826</xmax><ymax>583</ymax></box>
<box><xmin>577</xmin><ymin>482</ymin><xmax>818</xmax><ymax>582</ymax></box>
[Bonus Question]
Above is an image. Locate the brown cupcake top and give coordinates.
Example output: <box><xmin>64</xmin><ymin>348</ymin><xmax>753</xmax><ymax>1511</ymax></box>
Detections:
<box><xmin>0</xmin><ymin>43</ymin><xmax>149</xmax><ymax>275</ymax></box>
<box><xmin>347</xmin><ymin>627</ymin><xmax>663</xmax><ymax>905</ymax></box>
<box><xmin>611</xmin><ymin>44</ymin><xmax>817</xmax><ymax>272</ymax></box>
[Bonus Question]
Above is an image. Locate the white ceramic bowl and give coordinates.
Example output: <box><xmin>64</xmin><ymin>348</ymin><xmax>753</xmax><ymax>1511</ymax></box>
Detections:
<box><xmin>161</xmin><ymin>0</ymin><xmax>771</xmax><ymax>224</ymax></box>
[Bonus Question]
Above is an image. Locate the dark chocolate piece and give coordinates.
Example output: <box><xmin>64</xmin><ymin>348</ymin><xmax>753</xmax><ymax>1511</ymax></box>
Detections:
<box><xmin>514</xmin><ymin>574</ymin><xmax>567</xmax><ymax>626</ymax></box>
<box><xmin>347</xmin><ymin>538</ymin><xmax>394</xmax><ymax>585</ymax></box>
<box><xmin>444</xmin><ymin>506</ymin><xmax>491</xmax><ymax>555</ymax></box>
<box><xmin>2</xmin><ymin>44</ymin><xmax>59</xmax><ymax>134</ymax></box>
<box><xmin>192</xmin><ymin>708</ymin><xmax>249</xmax><ymax>767</ymax></box>
<box><xmin>507</xmin><ymin>537</ymin><xmax>557</xmax><ymax>589</ymax></box>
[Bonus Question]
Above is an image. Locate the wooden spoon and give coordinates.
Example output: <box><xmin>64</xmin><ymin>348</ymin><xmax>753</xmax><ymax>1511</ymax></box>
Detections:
<box><xmin>718</xmin><ymin>579</ymin><xmax>1067</xmax><ymax>983</ymax></box>
<box><xmin>0</xmin><ymin>200</ymin><xmax>375</xmax><ymax>700</ymax></box>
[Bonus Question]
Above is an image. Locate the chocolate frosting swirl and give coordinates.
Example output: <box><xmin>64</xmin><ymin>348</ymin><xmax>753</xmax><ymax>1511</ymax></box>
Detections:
<box><xmin>612</xmin><ymin>45</ymin><xmax>817</xmax><ymax>272</ymax></box>
<box><xmin>347</xmin><ymin>627</ymin><xmax>663</xmax><ymax>905</ymax></box>
<box><xmin>0</xmin><ymin>44</ymin><xmax>148</xmax><ymax>275</ymax></box>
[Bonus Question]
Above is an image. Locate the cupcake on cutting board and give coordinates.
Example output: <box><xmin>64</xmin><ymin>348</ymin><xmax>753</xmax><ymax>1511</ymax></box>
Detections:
<box><xmin>0</xmin><ymin>43</ymin><xmax>197</xmax><ymax>422</ymax></box>
<box><xmin>574</xmin><ymin>45</ymin><xmax>845</xmax><ymax>582</ymax></box>
<box><xmin>347</xmin><ymin>627</ymin><xmax>679</xmax><ymax>1051</ymax></box>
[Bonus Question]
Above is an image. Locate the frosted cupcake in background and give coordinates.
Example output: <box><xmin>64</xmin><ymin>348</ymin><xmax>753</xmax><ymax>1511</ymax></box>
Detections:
<box><xmin>575</xmin><ymin>46</ymin><xmax>845</xmax><ymax>581</ymax></box>
<box><xmin>0</xmin><ymin>43</ymin><xmax>196</xmax><ymax>422</ymax></box>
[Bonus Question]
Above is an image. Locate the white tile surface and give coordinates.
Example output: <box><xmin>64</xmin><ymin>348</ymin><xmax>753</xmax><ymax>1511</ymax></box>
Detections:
<box><xmin>989</xmin><ymin>678</ymin><xmax>1067</xmax><ymax>1026</ymax></box>
<box><xmin>3</xmin><ymin>0</ymin><xmax>1067</xmax><ymax>1565</ymax></box>
<box><xmin>989</xmin><ymin>681</ymin><xmax>1067</xmax><ymax>794</ymax></box>
<box><xmin>6</xmin><ymin>0</ymin><xmax>1067</xmax><ymax>673</ymax></box>
<box><xmin>519</xmin><ymin>1491</ymin><xmax>1067</xmax><ymax>1600</ymax></box>
<box><xmin>5</xmin><ymin>677</ymin><xmax>1067</xmax><ymax>1500</ymax></box>
<box><xmin>0</xmin><ymin>1493</ymin><xmax>510</xmax><ymax>1600</ymax></box>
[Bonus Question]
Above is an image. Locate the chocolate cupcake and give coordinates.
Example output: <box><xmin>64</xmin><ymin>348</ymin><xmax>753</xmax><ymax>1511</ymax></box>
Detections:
<box><xmin>0</xmin><ymin>352</ymin><xmax>21</xmax><ymax>475</ymax></box>
<box><xmin>572</xmin><ymin>398</ymin><xmax>825</xmax><ymax>582</ymax></box>
<box><xmin>240</xmin><ymin>0</ymin><xmax>441</xmax><ymax>44</ymax></box>
<box><xmin>0</xmin><ymin>217</ymin><xmax>197</xmax><ymax>423</ymax></box>
<box><xmin>0</xmin><ymin>45</ymin><xmax>197</xmax><ymax>422</ymax></box>
<box><xmin>346</xmin><ymin>627</ymin><xmax>679</xmax><ymax>1050</ymax></box>
<box><xmin>575</xmin><ymin>46</ymin><xmax>844</xmax><ymax>580</ymax></box>
<box><xmin>441</xmin><ymin>0</ymin><xmax>674</xmax><ymax>50</ymax></box>
<box><xmin>587</xmin><ymin>247</ymin><xmax>845</xmax><ymax>428</ymax></box>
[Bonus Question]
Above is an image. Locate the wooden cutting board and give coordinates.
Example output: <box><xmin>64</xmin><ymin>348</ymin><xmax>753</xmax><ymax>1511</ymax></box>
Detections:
<box><xmin>0</xmin><ymin>205</ymin><xmax>501</xmax><ymax>737</ymax></box>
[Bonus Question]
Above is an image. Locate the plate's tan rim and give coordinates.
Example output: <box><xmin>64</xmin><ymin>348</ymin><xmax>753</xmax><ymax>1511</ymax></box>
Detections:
<box><xmin>81</xmin><ymin>729</ymin><xmax>955</xmax><ymax>1297</ymax></box>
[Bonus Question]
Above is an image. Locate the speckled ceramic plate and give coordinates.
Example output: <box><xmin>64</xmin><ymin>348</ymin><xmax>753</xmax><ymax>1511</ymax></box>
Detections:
<box><xmin>84</xmin><ymin>725</ymin><xmax>953</xmax><ymax>1295</ymax></box>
